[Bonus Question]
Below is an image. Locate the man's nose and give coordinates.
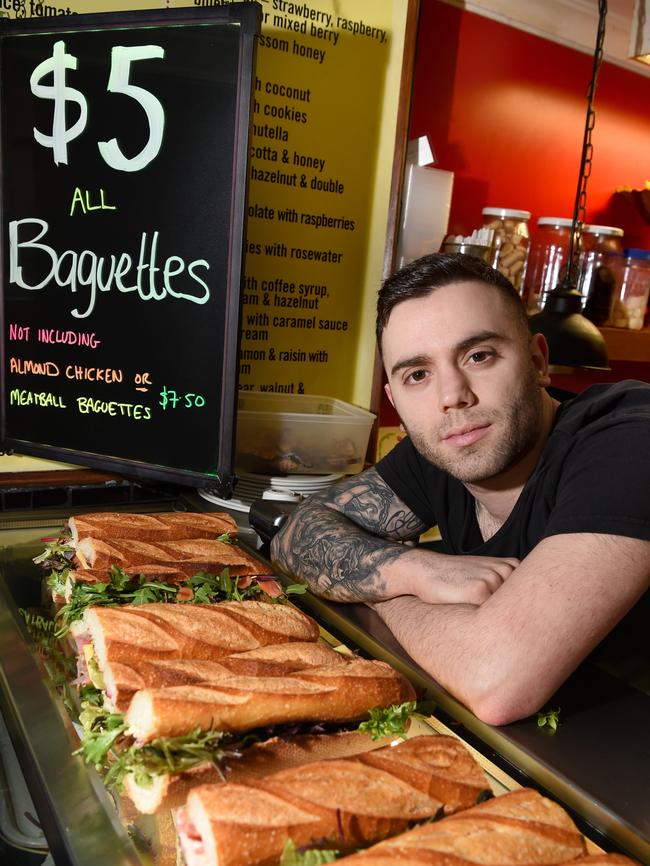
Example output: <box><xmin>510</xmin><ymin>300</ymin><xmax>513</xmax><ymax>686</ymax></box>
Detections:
<box><xmin>436</xmin><ymin>365</ymin><xmax>476</xmax><ymax>411</ymax></box>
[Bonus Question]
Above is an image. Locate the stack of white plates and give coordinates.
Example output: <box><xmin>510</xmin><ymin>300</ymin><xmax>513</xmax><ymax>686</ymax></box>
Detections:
<box><xmin>199</xmin><ymin>471</ymin><xmax>344</xmax><ymax>514</ymax></box>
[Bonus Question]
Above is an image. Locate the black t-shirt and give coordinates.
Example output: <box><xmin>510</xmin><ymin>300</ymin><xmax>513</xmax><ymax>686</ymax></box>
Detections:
<box><xmin>376</xmin><ymin>380</ymin><xmax>650</xmax><ymax>660</ymax></box>
<box><xmin>376</xmin><ymin>380</ymin><xmax>650</xmax><ymax>557</ymax></box>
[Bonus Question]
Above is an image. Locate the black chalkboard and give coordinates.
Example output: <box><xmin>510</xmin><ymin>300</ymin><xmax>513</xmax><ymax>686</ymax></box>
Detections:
<box><xmin>0</xmin><ymin>4</ymin><xmax>259</xmax><ymax>496</ymax></box>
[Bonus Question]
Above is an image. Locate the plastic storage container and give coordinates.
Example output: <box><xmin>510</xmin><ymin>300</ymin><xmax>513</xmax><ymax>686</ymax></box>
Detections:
<box><xmin>525</xmin><ymin>217</ymin><xmax>574</xmax><ymax>312</ymax></box>
<box><xmin>578</xmin><ymin>224</ymin><xmax>624</xmax><ymax>325</ymax></box>
<box><xmin>481</xmin><ymin>207</ymin><xmax>531</xmax><ymax>293</ymax></box>
<box><xmin>235</xmin><ymin>392</ymin><xmax>375</xmax><ymax>475</ymax></box>
<box><xmin>610</xmin><ymin>248</ymin><xmax>650</xmax><ymax>330</ymax></box>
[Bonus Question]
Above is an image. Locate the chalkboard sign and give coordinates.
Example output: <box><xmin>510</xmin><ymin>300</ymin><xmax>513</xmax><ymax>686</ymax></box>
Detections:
<box><xmin>0</xmin><ymin>4</ymin><xmax>260</xmax><ymax>496</ymax></box>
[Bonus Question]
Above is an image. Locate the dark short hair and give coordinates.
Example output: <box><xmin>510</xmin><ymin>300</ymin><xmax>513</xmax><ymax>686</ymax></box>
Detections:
<box><xmin>376</xmin><ymin>253</ymin><xmax>530</xmax><ymax>349</ymax></box>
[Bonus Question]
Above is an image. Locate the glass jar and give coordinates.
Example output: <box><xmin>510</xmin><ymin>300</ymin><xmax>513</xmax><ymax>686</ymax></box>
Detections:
<box><xmin>524</xmin><ymin>217</ymin><xmax>574</xmax><ymax>312</ymax></box>
<box><xmin>610</xmin><ymin>248</ymin><xmax>650</xmax><ymax>330</ymax></box>
<box><xmin>578</xmin><ymin>224</ymin><xmax>624</xmax><ymax>326</ymax></box>
<box><xmin>481</xmin><ymin>207</ymin><xmax>531</xmax><ymax>294</ymax></box>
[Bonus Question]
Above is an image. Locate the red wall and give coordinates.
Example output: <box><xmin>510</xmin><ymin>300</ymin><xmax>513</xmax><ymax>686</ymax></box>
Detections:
<box><xmin>410</xmin><ymin>1</ymin><xmax>650</xmax><ymax>248</ymax></box>
<box><xmin>379</xmin><ymin>2</ymin><xmax>650</xmax><ymax>429</ymax></box>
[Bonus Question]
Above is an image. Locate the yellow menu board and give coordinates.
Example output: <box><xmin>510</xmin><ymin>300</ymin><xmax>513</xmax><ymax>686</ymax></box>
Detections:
<box><xmin>1</xmin><ymin>0</ymin><xmax>410</xmax><ymax>409</ymax></box>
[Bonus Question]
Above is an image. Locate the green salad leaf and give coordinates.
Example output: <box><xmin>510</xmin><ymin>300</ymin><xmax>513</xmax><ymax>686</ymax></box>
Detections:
<box><xmin>56</xmin><ymin>561</ymin><xmax>292</xmax><ymax>636</ymax></box>
<box><xmin>78</xmin><ymin>685</ymin><xmax>104</xmax><ymax>707</ymax></box>
<box><xmin>186</xmin><ymin>569</ymin><xmax>263</xmax><ymax>604</ymax></box>
<box><xmin>358</xmin><ymin>701</ymin><xmax>419</xmax><ymax>740</ymax></box>
<box><xmin>46</xmin><ymin>568</ymin><xmax>70</xmax><ymax>598</ymax></box>
<box><xmin>536</xmin><ymin>707</ymin><xmax>561</xmax><ymax>732</ymax></box>
<box><xmin>104</xmin><ymin>728</ymin><xmax>228</xmax><ymax>789</ymax></box>
<box><xmin>75</xmin><ymin>697</ymin><xmax>230</xmax><ymax>790</ymax></box>
<box><xmin>280</xmin><ymin>839</ymin><xmax>339</xmax><ymax>866</ymax></box>
<box><xmin>55</xmin><ymin>566</ymin><xmax>180</xmax><ymax>636</ymax></box>
<box><xmin>33</xmin><ymin>530</ymin><xmax>75</xmax><ymax>572</ymax></box>
<box><xmin>75</xmin><ymin>704</ymin><xmax>127</xmax><ymax>768</ymax></box>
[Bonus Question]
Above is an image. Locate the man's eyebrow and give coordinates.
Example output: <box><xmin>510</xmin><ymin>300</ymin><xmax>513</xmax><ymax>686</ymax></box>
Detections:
<box><xmin>389</xmin><ymin>331</ymin><xmax>509</xmax><ymax>377</ymax></box>
<box><xmin>390</xmin><ymin>354</ymin><xmax>431</xmax><ymax>377</ymax></box>
<box><xmin>455</xmin><ymin>330</ymin><xmax>508</xmax><ymax>354</ymax></box>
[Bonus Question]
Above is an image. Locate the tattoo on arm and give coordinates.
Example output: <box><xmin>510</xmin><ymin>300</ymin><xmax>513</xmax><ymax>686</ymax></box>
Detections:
<box><xmin>270</xmin><ymin>469</ymin><xmax>428</xmax><ymax>602</ymax></box>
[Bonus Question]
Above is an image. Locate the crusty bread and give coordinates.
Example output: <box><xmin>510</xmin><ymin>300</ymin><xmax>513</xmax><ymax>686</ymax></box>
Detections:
<box><xmin>177</xmin><ymin>736</ymin><xmax>490</xmax><ymax>866</ymax></box>
<box><xmin>558</xmin><ymin>856</ymin><xmax>639</xmax><ymax>865</ymax></box>
<box><xmin>332</xmin><ymin>788</ymin><xmax>586</xmax><ymax>865</ymax></box>
<box><xmin>125</xmin><ymin>658</ymin><xmax>415</xmax><ymax>742</ymax></box>
<box><xmin>68</xmin><ymin>511</ymin><xmax>236</xmax><ymax>544</ymax></box>
<box><xmin>75</xmin><ymin>537</ymin><xmax>262</xmax><ymax>575</ymax></box>
<box><xmin>356</xmin><ymin>735</ymin><xmax>491</xmax><ymax>816</ymax></box>
<box><xmin>85</xmin><ymin>601</ymin><xmax>320</xmax><ymax>674</ymax></box>
<box><xmin>125</xmin><ymin>729</ymin><xmax>395</xmax><ymax>814</ymax></box>
<box><xmin>103</xmin><ymin>641</ymin><xmax>348</xmax><ymax>712</ymax></box>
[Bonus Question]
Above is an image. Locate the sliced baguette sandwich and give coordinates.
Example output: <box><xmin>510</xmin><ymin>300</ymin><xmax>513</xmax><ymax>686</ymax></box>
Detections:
<box><xmin>330</xmin><ymin>787</ymin><xmax>586</xmax><ymax>865</ymax></box>
<box><xmin>80</xmin><ymin>601</ymin><xmax>321</xmax><ymax>672</ymax></box>
<box><xmin>40</xmin><ymin>512</ymin><xmax>258</xmax><ymax>609</ymax></box>
<box><xmin>125</xmin><ymin>658</ymin><xmax>416</xmax><ymax>743</ymax></box>
<box><xmin>74</xmin><ymin>538</ymin><xmax>262</xmax><ymax>575</ymax></box>
<box><xmin>175</xmin><ymin>735</ymin><xmax>492</xmax><ymax>866</ymax></box>
<box><xmin>68</xmin><ymin>511</ymin><xmax>237</xmax><ymax>544</ymax></box>
<box><xmin>101</xmin><ymin>640</ymin><xmax>348</xmax><ymax>712</ymax></box>
<box><xmin>125</xmin><ymin>728</ymin><xmax>396</xmax><ymax>814</ymax></box>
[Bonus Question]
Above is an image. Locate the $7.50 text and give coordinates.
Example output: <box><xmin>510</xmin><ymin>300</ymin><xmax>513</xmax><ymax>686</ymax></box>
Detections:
<box><xmin>159</xmin><ymin>387</ymin><xmax>206</xmax><ymax>410</ymax></box>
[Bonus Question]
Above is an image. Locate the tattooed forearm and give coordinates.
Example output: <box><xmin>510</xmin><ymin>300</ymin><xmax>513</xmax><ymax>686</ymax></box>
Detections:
<box><xmin>269</xmin><ymin>469</ymin><xmax>428</xmax><ymax>602</ymax></box>
<box><xmin>271</xmin><ymin>498</ymin><xmax>405</xmax><ymax>600</ymax></box>
<box><xmin>326</xmin><ymin>468</ymin><xmax>425</xmax><ymax>540</ymax></box>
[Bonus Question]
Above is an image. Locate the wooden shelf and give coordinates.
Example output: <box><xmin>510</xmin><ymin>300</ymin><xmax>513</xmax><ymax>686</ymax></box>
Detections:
<box><xmin>599</xmin><ymin>326</ymin><xmax>650</xmax><ymax>363</ymax></box>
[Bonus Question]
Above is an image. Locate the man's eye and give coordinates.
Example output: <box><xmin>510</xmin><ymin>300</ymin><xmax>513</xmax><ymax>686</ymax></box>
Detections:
<box><xmin>468</xmin><ymin>350</ymin><xmax>493</xmax><ymax>364</ymax></box>
<box><xmin>406</xmin><ymin>369</ymin><xmax>428</xmax><ymax>384</ymax></box>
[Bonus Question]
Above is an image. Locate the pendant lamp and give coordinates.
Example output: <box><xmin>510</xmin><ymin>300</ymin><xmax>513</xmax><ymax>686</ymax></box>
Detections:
<box><xmin>528</xmin><ymin>0</ymin><xmax>610</xmax><ymax>371</ymax></box>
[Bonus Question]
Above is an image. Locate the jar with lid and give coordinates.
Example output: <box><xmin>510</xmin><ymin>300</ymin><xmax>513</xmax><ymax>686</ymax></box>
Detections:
<box><xmin>610</xmin><ymin>248</ymin><xmax>650</xmax><ymax>330</ymax></box>
<box><xmin>577</xmin><ymin>224</ymin><xmax>624</xmax><ymax>326</ymax></box>
<box><xmin>524</xmin><ymin>217</ymin><xmax>573</xmax><ymax>312</ymax></box>
<box><xmin>481</xmin><ymin>207</ymin><xmax>531</xmax><ymax>294</ymax></box>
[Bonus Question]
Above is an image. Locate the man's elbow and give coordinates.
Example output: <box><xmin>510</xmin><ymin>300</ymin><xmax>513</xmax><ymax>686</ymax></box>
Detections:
<box><xmin>467</xmin><ymin>694</ymin><xmax>536</xmax><ymax>727</ymax></box>
<box><xmin>456</xmin><ymin>667</ymin><xmax>552</xmax><ymax>727</ymax></box>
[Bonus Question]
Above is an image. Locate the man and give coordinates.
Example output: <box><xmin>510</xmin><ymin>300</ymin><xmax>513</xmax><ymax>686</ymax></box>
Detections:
<box><xmin>270</xmin><ymin>253</ymin><xmax>650</xmax><ymax>726</ymax></box>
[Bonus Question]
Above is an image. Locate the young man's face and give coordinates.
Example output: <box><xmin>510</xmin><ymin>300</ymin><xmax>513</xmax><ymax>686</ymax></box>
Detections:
<box><xmin>382</xmin><ymin>281</ymin><xmax>551</xmax><ymax>485</ymax></box>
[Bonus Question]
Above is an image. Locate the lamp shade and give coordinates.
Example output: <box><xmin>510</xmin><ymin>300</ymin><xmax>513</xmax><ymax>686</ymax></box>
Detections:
<box><xmin>528</xmin><ymin>289</ymin><xmax>610</xmax><ymax>370</ymax></box>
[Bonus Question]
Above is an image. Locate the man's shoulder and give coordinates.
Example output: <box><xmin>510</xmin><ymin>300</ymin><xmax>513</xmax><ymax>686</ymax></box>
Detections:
<box><xmin>554</xmin><ymin>379</ymin><xmax>650</xmax><ymax>435</ymax></box>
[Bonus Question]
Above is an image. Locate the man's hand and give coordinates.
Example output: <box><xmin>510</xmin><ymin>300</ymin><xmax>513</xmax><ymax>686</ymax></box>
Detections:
<box><xmin>401</xmin><ymin>549</ymin><xmax>519</xmax><ymax>605</ymax></box>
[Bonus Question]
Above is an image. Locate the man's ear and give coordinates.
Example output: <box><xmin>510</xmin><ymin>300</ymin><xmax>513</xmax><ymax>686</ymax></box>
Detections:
<box><xmin>530</xmin><ymin>332</ymin><xmax>552</xmax><ymax>387</ymax></box>
<box><xmin>384</xmin><ymin>382</ymin><xmax>406</xmax><ymax>432</ymax></box>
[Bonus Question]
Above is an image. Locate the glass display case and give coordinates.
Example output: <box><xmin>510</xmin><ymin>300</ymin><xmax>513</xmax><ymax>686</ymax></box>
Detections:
<box><xmin>0</xmin><ymin>500</ymin><xmax>648</xmax><ymax>865</ymax></box>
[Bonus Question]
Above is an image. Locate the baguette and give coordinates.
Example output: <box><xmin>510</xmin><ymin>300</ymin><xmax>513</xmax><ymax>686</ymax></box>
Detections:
<box><xmin>176</xmin><ymin>736</ymin><xmax>491</xmax><ymax>866</ymax></box>
<box><xmin>125</xmin><ymin>728</ymin><xmax>395</xmax><ymax>814</ymax></box>
<box><xmin>332</xmin><ymin>787</ymin><xmax>586</xmax><ymax>865</ymax></box>
<box><xmin>125</xmin><ymin>658</ymin><xmax>415</xmax><ymax>742</ymax></box>
<box><xmin>85</xmin><ymin>601</ymin><xmax>320</xmax><ymax>671</ymax></box>
<box><xmin>69</xmin><ymin>511</ymin><xmax>236</xmax><ymax>544</ymax></box>
<box><xmin>103</xmin><ymin>641</ymin><xmax>348</xmax><ymax>712</ymax></box>
<box><xmin>75</xmin><ymin>537</ymin><xmax>263</xmax><ymax>576</ymax></box>
<box><xmin>558</xmin><ymin>857</ymin><xmax>639</xmax><ymax>865</ymax></box>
